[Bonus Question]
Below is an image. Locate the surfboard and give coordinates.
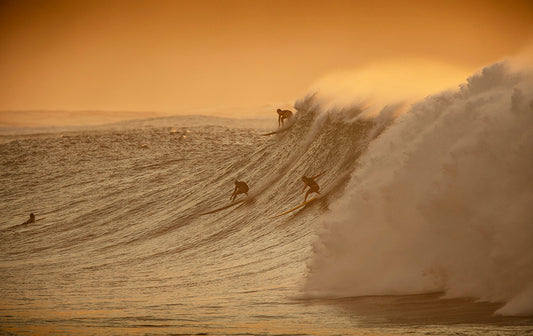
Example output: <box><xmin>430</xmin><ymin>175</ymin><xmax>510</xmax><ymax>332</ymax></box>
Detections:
<box><xmin>261</xmin><ymin>122</ymin><xmax>295</xmax><ymax>136</ymax></box>
<box><xmin>262</xmin><ymin>128</ymin><xmax>292</xmax><ymax>136</ymax></box>
<box><xmin>199</xmin><ymin>199</ymin><xmax>246</xmax><ymax>215</ymax></box>
<box><xmin>270</xmin><ymin>197</ymin><xmax>318</xmax><ymax>219</ymax></box>
<box><xmin>21</xmin><ymin>217</ymin><xmax>46</xmax><ymax>225</ymax></box>
<box><xmin>6</xmin><ymin>217</ymin><xmax>47</xmax><ymax>231</ymax></box>
<box><xmin>261</xmin><ymin>130</ymin><xmax>281</xmax><ymax>136</ymax></box>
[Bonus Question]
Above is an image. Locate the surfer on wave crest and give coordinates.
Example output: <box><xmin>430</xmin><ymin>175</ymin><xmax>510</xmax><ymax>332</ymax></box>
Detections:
<box><xmin>277</xmin><ymin>109</ymin><xmax>293</xmax><ymax>127</ymax></box>
<box><xmin>231</xmin><ymin>180</ymin><xmax>249</xmax><ymax>202</ymax></box>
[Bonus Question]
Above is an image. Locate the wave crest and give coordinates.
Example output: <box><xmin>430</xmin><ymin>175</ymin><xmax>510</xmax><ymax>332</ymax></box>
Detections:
<box><xmin>304</xmin><ymin>61</ymin><xmax>533</xmax><ymax>316</ymax></box>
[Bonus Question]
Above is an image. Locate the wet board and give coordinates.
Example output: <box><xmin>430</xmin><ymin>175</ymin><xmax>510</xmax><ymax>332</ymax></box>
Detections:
<box><xmin>6</xmin><ymin>217</ymin><xmax>47</xmax><ymax>231</ymax></box>
<box><xmin>261</xmin><ymin>123</ymin><xmax>294</xmax><ymax>136</ymax></box>
<box><xmin>199</xmin><ymin>199</ymin><xmax>246</xmax><ymax>216</ymax></box>
<box><xmin>270</xmin><ymin>197</ymin><xmax>318</xmax><ymax>219</ymax></box>
<box><xmin>21</xmin><ymin>217</ymin><xmax>46</xmax><ymax>225</ymax></box>
<box><xmin>262</xmin><ymin>128</ymin><xmax>292</xmax><ymax>136</ymax></box>
<box><xmin>262</xmin><ymin>130</ymin><xmax>282</xmax><ymax>136</ymax></box>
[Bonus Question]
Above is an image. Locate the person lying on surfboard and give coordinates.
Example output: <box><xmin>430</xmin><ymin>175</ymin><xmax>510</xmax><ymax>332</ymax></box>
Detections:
<box><xmin>23</xmin><ymin>213</ymin><xmax>35</xmax><ymax>224</ymax></box>
<box><xmin>301</xmin><ymin>171</ymin><xmax>326</xmax><ymax>202</ymax></box>
<box><xmin>231</xmin><ymin>180</ymin><xmax>249</xmax><ymax>202</ymax></box>
<box><xmin>277</xmin><ymin>109</ymin><xmax>293</xmax><ymax>127</ymax></box>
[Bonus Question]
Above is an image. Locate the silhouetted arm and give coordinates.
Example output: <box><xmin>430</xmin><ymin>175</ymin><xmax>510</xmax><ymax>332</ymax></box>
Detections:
<box><xmin>311</xmin><ymin>170</ymin><xmax>326</xmax><ymax>180</ymax></box>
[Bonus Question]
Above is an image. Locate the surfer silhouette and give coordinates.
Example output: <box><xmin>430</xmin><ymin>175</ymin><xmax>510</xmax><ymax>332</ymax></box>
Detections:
<box><xmin>301</xmin><ymin>171</ymin><xmax>325</xmax><ymax>202</ymax></box>
<box><xmin>277</xmin><ymin>109</ymin><xmax>293</xmax><ymax>127</ymax></box>
<box><xmin>23</xmin><ymin>213</ymin><xmax>35</xmax><ymax>224</ymax></box>
<box><xmin>231</xmin><ymin>180</ymin><xmax>249</xmax><ymax>202</ymax></box>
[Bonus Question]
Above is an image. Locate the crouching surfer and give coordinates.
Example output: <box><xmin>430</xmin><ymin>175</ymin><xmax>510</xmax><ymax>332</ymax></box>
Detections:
<box><xmin>231</xmin><ymin>180</ymin><xmax>249</xmax><ymax>202</ymax></box>
<box><xmin>301</xmin><ymin>171</ymin><xmax>326</xmax><ymax>202</ymax></box>
<box><xmin>277</xmin><ymin>109</ymin><xmax>293</xmax><ymax>127</ymax></box>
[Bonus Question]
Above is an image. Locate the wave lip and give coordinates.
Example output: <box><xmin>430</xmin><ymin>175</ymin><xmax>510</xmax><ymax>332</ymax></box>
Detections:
<box><xmin>304</xmin><ymin>61</ymin><xmax>533</xmax><ymax>317</ymax></box>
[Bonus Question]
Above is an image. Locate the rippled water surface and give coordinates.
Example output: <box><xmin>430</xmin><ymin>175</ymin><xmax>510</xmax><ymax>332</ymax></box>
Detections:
<box><xmin>1</xmin><ymin>104</ymin><xmax>532</xmax><ymax>335</ymax></box>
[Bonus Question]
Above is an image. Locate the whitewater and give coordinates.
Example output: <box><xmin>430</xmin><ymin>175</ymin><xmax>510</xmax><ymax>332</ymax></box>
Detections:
<box><xmin>1</xmin><ymin>62</ymin><xmax>532</xmax><ymax>335</ymax></box>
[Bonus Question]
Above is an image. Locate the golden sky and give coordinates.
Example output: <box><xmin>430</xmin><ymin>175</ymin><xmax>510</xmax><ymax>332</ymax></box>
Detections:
<box><xmin>1</xmin><ymin>0</ymin><xmax>532</xmax><ymax>119</ymax></box>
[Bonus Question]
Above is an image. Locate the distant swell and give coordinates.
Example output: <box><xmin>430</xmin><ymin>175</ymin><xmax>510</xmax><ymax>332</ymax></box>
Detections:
<box><xmin>304</xmin><ymin>62</ymin><xmax>533</xmax><ymax>316</ymax></box>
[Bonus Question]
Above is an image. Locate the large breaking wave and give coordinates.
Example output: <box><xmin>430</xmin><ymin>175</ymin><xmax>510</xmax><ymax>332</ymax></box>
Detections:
<box><xmin>303</xmin><ymin>62</ymin><xmax>533</xmax><ymax>316</ymax></box>
<box><xmin>1</xmin><ymin>59</ymin><xmax>532</xmax><ymax>335</ymax></box>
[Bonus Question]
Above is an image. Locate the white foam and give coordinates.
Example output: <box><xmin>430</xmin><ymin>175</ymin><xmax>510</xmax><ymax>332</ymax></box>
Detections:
<box><xmin>305</xmin><ymin>61</ymin><xmax>533</xmax><ymax>316</ymax></box>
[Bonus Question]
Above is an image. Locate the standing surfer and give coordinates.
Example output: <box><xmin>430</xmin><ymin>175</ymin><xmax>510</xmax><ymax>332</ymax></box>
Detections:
<box><xmin>301</xmin><ymin>171</ymin><xmax>325</xmax><ymax>202</ymax></box>
<box><xmin>231</xmin><ymin>180</ymin><xmax>249</xmax><ymax>202</ymax></box>
<box><xmin>277</xmin><ymin>109</ymin><xmax>293</xmax><ymax>127</ymax></box>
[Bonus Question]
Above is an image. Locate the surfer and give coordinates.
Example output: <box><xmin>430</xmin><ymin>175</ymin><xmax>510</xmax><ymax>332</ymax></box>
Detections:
<box><xmin>277</xmin><ymin>109</ymin><xmax>293</xmax><ymax>127</ymax></box>
<box><xmin>23</xmin><ymin>213</ymin><xmax>35</xmax><ymax>224</ymax></box>
<box><xmin>231</xmin><ymin>180</ymin><xmax>249</xmax><ymax>202</ymax></box>
<box><xmin>301</xmin><ymin>171</ymin><xmax>326</xmax><ymax>202</ymax></box>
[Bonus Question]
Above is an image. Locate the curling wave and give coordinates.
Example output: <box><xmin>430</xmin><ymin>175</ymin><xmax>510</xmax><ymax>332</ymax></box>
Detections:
<box><xmin>303</xmin><ymin>62</ymin><xmax>533</xmax><ymax>316</ymax></box>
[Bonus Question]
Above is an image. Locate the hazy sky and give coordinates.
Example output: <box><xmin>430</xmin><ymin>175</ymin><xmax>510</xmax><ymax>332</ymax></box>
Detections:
<box><xmin>1</xmin><ymin>0</ymin><xmax>532</xmax><ymax>118</ymax></box>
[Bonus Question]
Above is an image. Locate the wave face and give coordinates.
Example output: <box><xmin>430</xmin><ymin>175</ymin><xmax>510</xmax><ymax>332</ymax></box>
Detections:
<box><xmin>304</xmin><ymin>62</ymin><xmax>533</xmax><ymax>316</ymax></box>
<box><xmin>0</xmin><ymin>106</ymin><xmax>395</xmax><ymax>334</ymax></box>
<box><xmin>1</xmin><ymin>62</ymin><xmax>532</xmax><ymax>335</ymax></box>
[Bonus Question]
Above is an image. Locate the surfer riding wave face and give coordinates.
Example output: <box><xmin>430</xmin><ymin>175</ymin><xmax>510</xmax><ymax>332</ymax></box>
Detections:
<box><xmin>231</xmin><ymin>180</ymin><xmax>249</xmax><ymax>202</ymax></box>
<box><xmin>302</xmin><ymin>175</ymin><xmax>320</xmax><ymax>202</ymax></box>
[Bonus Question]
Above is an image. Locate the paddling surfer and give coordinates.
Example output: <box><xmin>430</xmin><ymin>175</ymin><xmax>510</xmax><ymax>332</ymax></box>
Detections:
<box><xmin>23</xmin><ymin>213</ymin><xmax>35</xmax><ymax>224</ymax></box>
<box><xmin>301</xmin><ymin>171</ymin><xmax>325</xmax><ymax>202</ymax></box>
<box><xmin>231</xmin><ymin>180</ymin><xmax>249</xmax><ymax>202</ymax></box>
<box><xmin>277</xmin><ymin>109</ymin><xmax>293</xmax><ymax>127</ymax></box>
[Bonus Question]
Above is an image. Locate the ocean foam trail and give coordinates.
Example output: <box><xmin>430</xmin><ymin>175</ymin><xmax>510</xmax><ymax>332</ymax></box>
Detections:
<box><xmin>304</xmin><ymin>62</ymin><xmax>533</xmax><ymax>316</ymax></box>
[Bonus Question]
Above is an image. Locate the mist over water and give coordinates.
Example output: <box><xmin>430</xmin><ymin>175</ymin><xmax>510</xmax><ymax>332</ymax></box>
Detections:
<box><xmin>1</xmin><ymin>61</ymin><xmax>532</xmax><ymax>336</ymax></box>
<box><xmin>304</xmin><ymin>62</ymin><xmax>533</xmax><ymax>316</ymax></box>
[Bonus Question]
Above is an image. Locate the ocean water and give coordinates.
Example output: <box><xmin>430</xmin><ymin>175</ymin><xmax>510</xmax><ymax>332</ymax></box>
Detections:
<box><xmin>1</xmin><ymin>62</ymin><xmax>533</xmax><ymax>336</ymax></box>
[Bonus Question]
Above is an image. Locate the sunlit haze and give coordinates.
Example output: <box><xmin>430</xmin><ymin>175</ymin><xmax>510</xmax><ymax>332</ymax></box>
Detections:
<box><xmin>2</xmin><ymin>2</ymin><xmax>533</xmax><ymax>334</ymax></box>
<box><xmin>1</xmin><ymin>0</ymin><xmax>532</xmax><ymax>125</ymax></box>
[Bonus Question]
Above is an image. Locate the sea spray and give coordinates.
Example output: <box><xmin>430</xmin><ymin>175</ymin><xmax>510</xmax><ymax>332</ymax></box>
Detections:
<box><xmin>304</xmin><ymin>62</ymin><xmax>533</xmax><ymax>316</ymax></box>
